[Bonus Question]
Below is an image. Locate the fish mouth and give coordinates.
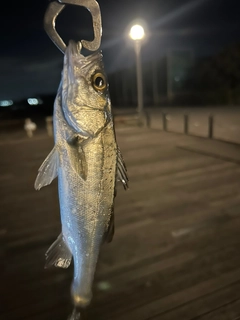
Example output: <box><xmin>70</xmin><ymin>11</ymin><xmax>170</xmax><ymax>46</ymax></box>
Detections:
<box><xmin>68</xmin><ymin>40</ymin><xmax>82</xmax><ymax>56</ymax></box>
<box><xmin>65</xmin><ymin>40</ymin><xmax>82</xmax><ymax>83</ymax></box>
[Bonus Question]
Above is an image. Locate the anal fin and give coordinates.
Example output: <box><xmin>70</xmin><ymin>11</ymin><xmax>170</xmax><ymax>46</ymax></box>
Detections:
<box><xmin>45</xmin><ymin>233</ymin><xmax>72</xmax><ymax>269</ymax></box>
<box><xmin>34</xmin><ymin>145</ymin><xmax>59</xmax><ymax>190</ymax></box>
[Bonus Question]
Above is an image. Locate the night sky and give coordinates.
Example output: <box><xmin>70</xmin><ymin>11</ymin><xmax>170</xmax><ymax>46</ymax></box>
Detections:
<box><xmin>0</xmin><ymin>0</ymin><xmax>240</xmax><ymax>101</ymax></box>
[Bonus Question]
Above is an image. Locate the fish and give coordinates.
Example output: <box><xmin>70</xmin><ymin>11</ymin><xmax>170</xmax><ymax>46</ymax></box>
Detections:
<box><xmin>34</xmin><ymin>40</ymin><xmax>128</xmax><ymax>319</ymax></box>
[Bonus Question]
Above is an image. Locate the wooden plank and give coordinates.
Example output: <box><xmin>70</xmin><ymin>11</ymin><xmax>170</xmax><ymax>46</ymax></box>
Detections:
<box><xmin>88</xmin><ymin>239</ymin><xmax>240</xmax><ymax>319</ymax></box>
<box><xmin>193</xmin><ymin>299</ymin><xmax>240</xmax><ymax>320</ymax></box>
<box><xmin>112</xmin><ymin>269</ymin><xmax>240</xmax><ymax>320</ymax></box>
<box><xmin>149</xmin><ymin>280</ymin><xmax>240</xmax><ymax>320</ymax></box>
<box><xmin>2</xmin><ymin>128</ymin><xmax>240</xmax><ymax>320</ymax></box>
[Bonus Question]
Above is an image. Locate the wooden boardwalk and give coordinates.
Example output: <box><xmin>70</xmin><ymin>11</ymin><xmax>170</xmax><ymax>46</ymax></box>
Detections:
<box><xmin>2</xmin><ymin>126</ymin><xmax>240</xmax><ymax>320</ymax></box>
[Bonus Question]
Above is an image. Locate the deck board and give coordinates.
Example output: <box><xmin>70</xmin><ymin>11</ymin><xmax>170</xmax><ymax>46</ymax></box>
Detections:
<box><xmin>2</xmin><ymin>127</ymin><xmax>240</xmax><ymax>320</ymax></box>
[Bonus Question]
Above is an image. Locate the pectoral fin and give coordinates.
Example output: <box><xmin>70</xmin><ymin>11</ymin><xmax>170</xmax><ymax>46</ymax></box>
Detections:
<box><xmin>68</xmin><ymin>135</ymin><xmax>89</xmax><ymax>181</ymax></box>
<box><xmin>117</xmin><ymin>147</ymin><xmax>129</xmax><ymax>190</ymax></box>
<box><xmin>77</xmin><ymin>146</ymin><xmax>88</xmax><ymax>181</ymax></box>
<box><xmin>34</xmin><ymin>146</ymin><xmax>59</xmax><ymax>190</ymax></box>
<box><xmin>45</xmin><ymin>233</ymin><xmax>72</xmax><ymax>269</ymax></box>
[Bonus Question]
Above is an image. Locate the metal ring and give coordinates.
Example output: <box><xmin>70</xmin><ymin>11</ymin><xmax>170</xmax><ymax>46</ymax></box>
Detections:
<box><xmin>44</xmin><ymin>0</ymin><xmax>102</xmax><ymax>53</ymax></box>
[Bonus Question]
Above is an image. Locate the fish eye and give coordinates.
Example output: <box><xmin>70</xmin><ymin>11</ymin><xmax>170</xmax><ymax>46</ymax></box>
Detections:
<box><xmin>92</xmin><ymin>72</ymin><xmax>107</xmax><ymax>92</ymax></box>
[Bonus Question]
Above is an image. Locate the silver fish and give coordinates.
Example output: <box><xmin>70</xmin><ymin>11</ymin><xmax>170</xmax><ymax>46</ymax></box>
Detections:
<box><xmin>35</xmin><ymin>40</ymin><xmax>128</xmax><ymax>318</ymax></box>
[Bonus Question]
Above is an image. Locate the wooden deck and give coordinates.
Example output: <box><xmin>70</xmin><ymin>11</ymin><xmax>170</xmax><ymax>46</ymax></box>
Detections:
<box><xmin>2</xmin><ymin>126</ymin><xmax>240</xmax><ymax>320</ymax></box>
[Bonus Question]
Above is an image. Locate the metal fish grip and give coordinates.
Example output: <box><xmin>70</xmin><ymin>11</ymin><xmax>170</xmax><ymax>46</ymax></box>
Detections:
<box><xmin>44</xmin><ymin>0</ymin><xmax>102</xmax><ymax>53</ymax></box>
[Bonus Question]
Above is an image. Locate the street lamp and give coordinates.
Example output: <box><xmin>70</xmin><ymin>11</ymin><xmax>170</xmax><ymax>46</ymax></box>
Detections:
<box><xmin>129</xmin><ymin>24</ymin><xmax>145</xmax><ymax>117</ymax></box>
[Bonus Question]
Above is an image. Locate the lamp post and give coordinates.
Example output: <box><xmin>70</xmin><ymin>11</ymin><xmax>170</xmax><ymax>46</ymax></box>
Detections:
<box><xmin>129</xmin><ymin>24</ymin><xmax>145</xmax><ymax>117</ymax></box>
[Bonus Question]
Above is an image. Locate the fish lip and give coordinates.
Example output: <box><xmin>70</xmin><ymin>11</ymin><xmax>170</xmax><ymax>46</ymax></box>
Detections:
<box><xmin>68</xmin><ymin>40</ymin><xmax>82</xmax><ymax>56</ymax></box>
<box><xmin>65</xmin><ymin>40</ymin><xmax>82</xmax><ymax>83</ymax></box>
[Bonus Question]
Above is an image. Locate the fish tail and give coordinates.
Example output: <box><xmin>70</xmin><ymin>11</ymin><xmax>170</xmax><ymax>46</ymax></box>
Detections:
<box><xmin>67</xmin><ymin>307</ymin><xmax>81</xmax><ymax>320</ymax></box>
<box><xmin>70</xmin><ymin>255</ymin><xmax>96</xmax><ymax>308</ymax></box>
<box><xmin>71</xmin><ymin>285</ymin><xmax>92</xmax><ymax>308</ymax></box>
<box><xmin>68</xmin><ymin>306</ymin><xmax>89</xmax><ymax>320</ymax></box>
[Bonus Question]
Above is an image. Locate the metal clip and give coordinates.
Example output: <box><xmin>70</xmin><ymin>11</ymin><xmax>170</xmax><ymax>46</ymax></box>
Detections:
<box><xmin>44</xmin><ymin>0</ymin><xmax>102</xmax><ymax>53</ymax></box>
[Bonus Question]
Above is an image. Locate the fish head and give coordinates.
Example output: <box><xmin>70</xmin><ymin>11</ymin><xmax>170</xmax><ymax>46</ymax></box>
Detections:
<box><xmin>61</xmin><ymin>40</ymin><xmax>111</xmax><ymax>135</ymax></box>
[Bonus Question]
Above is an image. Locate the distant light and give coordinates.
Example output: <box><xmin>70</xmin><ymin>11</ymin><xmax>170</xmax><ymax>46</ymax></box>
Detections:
<box><xmin>0</xmin><ymin>100</ymin><xmax>13</xmax><ymax>107</ymax></box>
<box><xmin>129</xmin><ymin>24</ymin><xmax>145</xmax><ymax>40</ymax></box>
<box><xmin>27</xmin><ymin>98</ymin><xmax>39</xmax><ymax>106</ymax></box>
<box><xmin>174</xmin><ymin>76</ymin><xmax>180</xmax><ymax>82</ymax></box>
<box><xmin>97</xmin><ymin>281</ymin><xmax>111</xmax><ymax>291</ymax></box>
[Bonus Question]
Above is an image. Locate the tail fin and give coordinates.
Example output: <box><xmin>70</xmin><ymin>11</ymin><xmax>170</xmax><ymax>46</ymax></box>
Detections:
<box><xmin>68</xmin><ymin>308</ymin><xmax>88</xmax><ymax>320</ymax></box>
<box><xmin>68</xmin><ymin>308</ymin><xmax>80</xmax><ymax>320</ymax></box>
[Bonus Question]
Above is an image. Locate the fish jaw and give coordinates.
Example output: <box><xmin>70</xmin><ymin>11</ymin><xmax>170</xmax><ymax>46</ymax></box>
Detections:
<box><xmin>61</xmin><ymin>40</ymin><xmax>110</xmax><ymax>135</ymax></box>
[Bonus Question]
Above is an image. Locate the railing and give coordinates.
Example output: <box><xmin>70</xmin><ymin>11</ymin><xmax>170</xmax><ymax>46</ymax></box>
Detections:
<box><xmin>148</xmin><ymin>110</ymin><xmax>240</xmax><ymax>145</ymax></box>
<box><xmin>161</xmin><ymin>112</ymin><xmax>214</xmax><ymax>140</ymax></box>
<box><xmin>44</xmin><ymin>109</ymin><xmax>240</xmax><ymax>146</ymax></box>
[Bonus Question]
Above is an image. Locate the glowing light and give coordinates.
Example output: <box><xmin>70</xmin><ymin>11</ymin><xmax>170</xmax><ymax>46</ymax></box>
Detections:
<box><xmin>27</xmin><ymin>98</ymin><xmax>39</xmax><ymax>106</ymax></box>
<box><xmin>97</xmin><ymin>281</ymin><xmax>111</xmax><ymax>291</ymax></box>
<box><xmin>0</xmin><ymin>100</ymin><xmax>13</xmax><ymax>107</ymax></box>
<box><xmin>129</xmin><ymin>25</ymin><xmax>145</xmax><ymax>40</ymax></box>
